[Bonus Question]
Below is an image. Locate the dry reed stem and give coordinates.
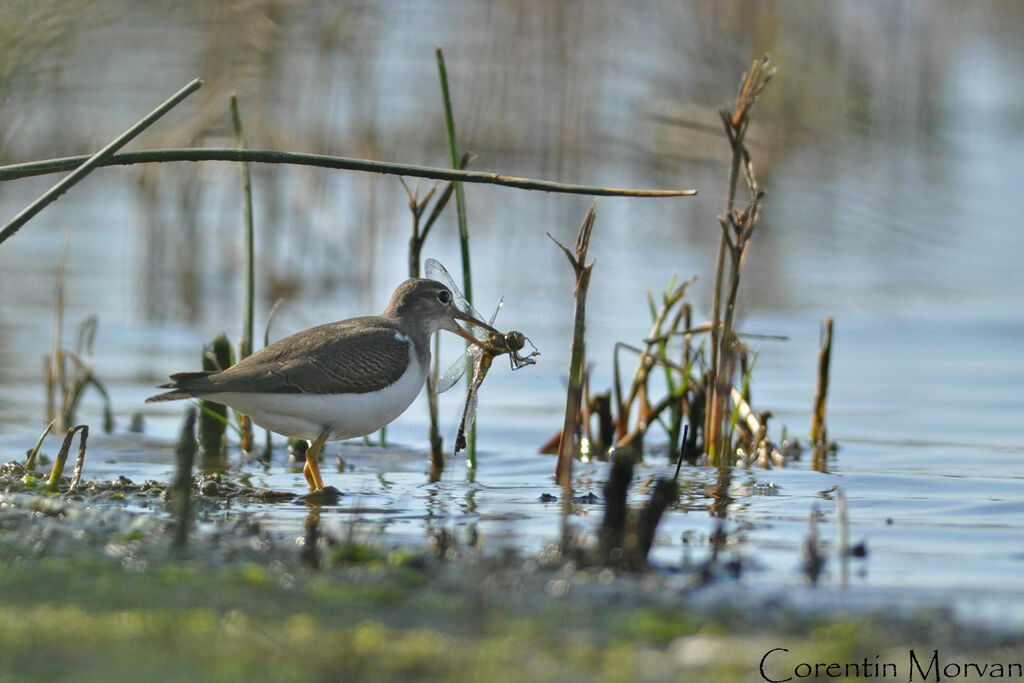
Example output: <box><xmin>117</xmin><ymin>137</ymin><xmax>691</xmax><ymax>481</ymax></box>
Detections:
<box><xmin>550</xmin><ymin>202</ymin><xmax>597</xmax><ymax>488</ymax></box>
<box><xmin>46</xmin><ymin>424</ymin><xmax>88</xmax><ymax>492</ymax></box>
<box><xmin>172</xmin><ymin>408</ymin><xmax>198</xmax><ymax>550</ymax></box>
<box><xmin>68</xmin><ymin>426</ymin><xmax>89</xmax><ymax>492</ymax></box>
<box><xmin>0</xmin><ymin>149</ymin><xmax>696</xmax><ymax>199</ymax></box>
<box><xmin>811</xmin><ymin>316</ymin><xmax>835</xmax><ymax>472</ymax></box>
<box><xmin>705</xmin><ymin>55</ymin><xmax>775</xmax><ymax>463</ymax></box>
<box><xmin>811</xmin><ymin>316</ymin><xmax>834</xmax><ymax>445</ymax></box>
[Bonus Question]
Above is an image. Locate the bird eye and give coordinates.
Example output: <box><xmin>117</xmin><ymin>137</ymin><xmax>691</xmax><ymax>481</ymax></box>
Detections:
<box><xmin>437</xmin><ymin>289</ymin><xmax>452</xmax><ymax>305</ymax></box>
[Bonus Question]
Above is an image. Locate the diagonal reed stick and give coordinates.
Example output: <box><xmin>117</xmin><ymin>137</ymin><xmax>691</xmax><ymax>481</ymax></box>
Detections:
<box><xmin>0</xmin><ymin>78</ymin><xmax>203</xmax><ymax>246</ymax></box>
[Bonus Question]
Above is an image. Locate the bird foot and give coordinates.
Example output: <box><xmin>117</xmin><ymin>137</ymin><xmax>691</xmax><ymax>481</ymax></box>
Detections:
<box><xmin>298</xmin><ymin>485</ymin><xmax>343</xmax><ymax>506</ymax></box>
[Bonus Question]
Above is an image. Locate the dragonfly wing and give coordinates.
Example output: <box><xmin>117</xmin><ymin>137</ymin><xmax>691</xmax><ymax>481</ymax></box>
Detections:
<box><xmin>463</xmin><ymin>384</ymin><xmax>479</xmax><ymax>437</ymax></box>
<box><xmin>425</xmin><ymin>259</ymin><xmax>493</xmax><ymax>339</ymax></box>
<box><xmin>489</xmin><ymin>297</ymin><xmax>504</xmax><ymax>327</ymax></box>
<box><xmin>437</xmin><ymin>353</ymin><xmax>470</xmax><ymax>392</ymax></box>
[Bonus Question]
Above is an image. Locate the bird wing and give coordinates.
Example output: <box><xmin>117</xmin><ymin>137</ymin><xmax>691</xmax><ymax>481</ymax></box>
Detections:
<box><xmin>166</xmin><ymin>317</ymin><xmax>414</xmax><ymax>397</ymax></box>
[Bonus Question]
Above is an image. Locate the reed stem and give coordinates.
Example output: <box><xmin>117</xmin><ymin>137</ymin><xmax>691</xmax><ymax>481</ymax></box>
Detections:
<box><xmin>46</xmin><ymin>424</ymin><xmax>88</xmax><ymax>493</ymax></box>
<box><xmin>25</xmin><ymin>419</ymin><xmax>56</xmax><ymax>471</ymax></box>
<box><xmin>550</xmin><ymin>202</ymin><xmax>597</xmax><ymax>488</ymax></box>
<box><xmin>811</xmin><ymin>316</ymin><xmax>835</xmax><ymax>472</ymax></box>
<box><xmin>230</xmin><ymin>93</ymin><xmax>257</xmax><ymax>453</ymax></box>
<box><xmin>0</xmin><ymin>149</ymin><xmax>696</xmax><ymax>199</ymax></box>
<box><xmin>229</xmin><ymin>93</ymin><xmax>256</xmax><ymax>361</ymax></box>
<box><xmin>704</xmin><ymin>55</ymin><xmax>774</xmax><ymax>464</ymax></box>
<box><xmin>172</xmin><ymin>408</ymin><xmax>198</xmax><ymax>551</ymax></box>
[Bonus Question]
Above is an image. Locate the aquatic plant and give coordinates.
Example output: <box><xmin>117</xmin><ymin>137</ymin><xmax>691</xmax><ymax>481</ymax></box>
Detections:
<box><xmin>705</xmin><ymin>55</ymin><xmax>775</xmax><ymax>465</ymax></box>
<box><xmin>45</xmin><ymin>238</ymin><xmax>114</xmax><ymax>433</ymax></box>
<box><xmin>811</xmin><ymin>316</ymin><xmax>835</xmax><ymax>470</ymax></box>
<box><xmin>46</xmin><ymin>423</ymin><xmax>88</xmax><ymax>493</ymax></box>
<box><xmin>550</xmin><ymin>202</ymin><xmax>597</xmax><ymax>489</ymax></box>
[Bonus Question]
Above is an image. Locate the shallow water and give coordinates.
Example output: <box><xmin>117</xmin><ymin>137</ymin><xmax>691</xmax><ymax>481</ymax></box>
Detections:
<box><xmin>1</xmin><ymin>1</ymin><xmax>1023</xmax><ymax>629</ymax></box>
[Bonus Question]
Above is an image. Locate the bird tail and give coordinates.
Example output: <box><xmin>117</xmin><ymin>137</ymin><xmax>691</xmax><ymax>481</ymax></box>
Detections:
<box><xmin>145</xmin><ymin>371</ymin><xmax>217</xmax><ymax>403</ymax></box>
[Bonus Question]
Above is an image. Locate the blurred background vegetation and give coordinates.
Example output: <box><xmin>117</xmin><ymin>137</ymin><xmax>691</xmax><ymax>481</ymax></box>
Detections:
<box><xmin>5</xmin><ymin>1</ymin><xmax>1018</xmax><ymax>322</ymax></box>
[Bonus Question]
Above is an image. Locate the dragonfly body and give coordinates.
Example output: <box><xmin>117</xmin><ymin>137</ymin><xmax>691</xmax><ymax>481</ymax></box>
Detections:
<box><xmin>455</xmin><ymin>351</ymin><xmax>493</xmax><ymax>452</ymax></box>
<box><xmin>424</xmin><ymin>259</ymin><xmax>539</xmax><ymax>454</ymax></box>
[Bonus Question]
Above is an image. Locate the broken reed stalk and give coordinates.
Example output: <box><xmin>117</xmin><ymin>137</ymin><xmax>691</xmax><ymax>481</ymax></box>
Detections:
<box><xmin>632</xmin><ymin>476</ymin><xmax>678</xmax><ymax>569</ymax></box>
<box><xmin>810</xmin><ymin>316</ymin><xmax>834</xmax><ymax>445</ymax></box>
<box><xmin>0</xmin><ymin>78</ymin><xmax>203</xmax><ymax>246</ymax></box>
<box><xmin>68</xmin><ymin>426</ymin><xmax>89</xmax><ymax>492</ymax></box>
<box><xmin>598</xmin><ymin>453</ymin><xmax>633</xmax><ymax>565</ymax></box>
<box><xmin>402</xmin><ymin>178</ymin><xmax>443</xmax><ymax>470</ymax></box>
<box><xmin>46</xmin><ymin>424</ymin><xmax>88</xmax><ymax>493</ymax></box>
<box><xmin>172</xmin><ymin>408</ymin><xmax>198</xmax><ymax>550</ymax></box>
<box><xmin>230</xmin><ymin>93</ymin><xmax>256</xmax><ymax>453</ymax></box>
<box><xmin>550</xmin><ymin>202</ymin><xmax>597</xmax><ymax>488</ymax></box>
<box><xmin>405</xmin><ymin>151</ymin><xmax>473</xmax><ymax>273</ymax></box>
<box><xmin>436</xmin><ymin>45</ymin><xmax>480</xmax><ymax>468</ymax></box>
<box><xmin>811</xmin><ymin>316</ymin><xmax>834</xmax><ymax>472</ymax></box>
<box><xmin>705</xmin><ymin>55</ymin><xmax>775</xmax><ymax>465</ymax></box>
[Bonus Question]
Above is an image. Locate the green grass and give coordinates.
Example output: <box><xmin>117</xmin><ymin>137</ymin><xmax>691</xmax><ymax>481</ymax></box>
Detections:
<box><xmin>0</xmin><ymin>546</ymin><xmax>1017</xmax><ymax>682</ymax></box>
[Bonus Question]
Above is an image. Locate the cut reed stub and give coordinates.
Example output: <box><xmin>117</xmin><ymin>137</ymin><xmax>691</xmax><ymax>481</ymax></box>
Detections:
<box><xmin>810</xmin><ymin>316</ymin><xmax>835</xmax><ymax>447</ymax></box>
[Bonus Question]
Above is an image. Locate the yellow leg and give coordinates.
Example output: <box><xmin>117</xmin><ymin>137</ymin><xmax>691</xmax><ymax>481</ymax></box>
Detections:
<box><xmin>303</xmin><ymin>432</ymin><xmax>328</xmax><ymax>491</ymax></box>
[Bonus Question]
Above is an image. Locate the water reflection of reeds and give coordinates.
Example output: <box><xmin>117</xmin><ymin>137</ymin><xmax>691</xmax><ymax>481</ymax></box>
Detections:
<box><xmin>2</xmin><ymin>0</ymin><xmax>997</xmax><ymax>322</ymax></box>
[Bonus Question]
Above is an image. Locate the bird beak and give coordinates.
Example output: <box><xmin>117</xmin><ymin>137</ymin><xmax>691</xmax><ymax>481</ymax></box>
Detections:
<box><xmin>450</xmin><ymin>309</ymin><xmax>499</xmax><ymax>347</ymax></box>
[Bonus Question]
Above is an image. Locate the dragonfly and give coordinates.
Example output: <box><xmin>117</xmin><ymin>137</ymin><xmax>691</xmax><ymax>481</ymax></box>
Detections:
<box><xmin>424</xmin><ymin>259</ymin><xmax>539</xmax><ymax>453</ymax></box>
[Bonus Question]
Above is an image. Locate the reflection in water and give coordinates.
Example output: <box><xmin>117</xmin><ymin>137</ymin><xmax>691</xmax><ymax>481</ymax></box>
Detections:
<box><xmin>300</xmin><ymin>505</ymin><xmax>322</xmax><ymax>569</ymax></box>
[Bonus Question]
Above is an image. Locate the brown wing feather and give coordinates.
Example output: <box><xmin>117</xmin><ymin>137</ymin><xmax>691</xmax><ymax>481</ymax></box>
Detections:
<box><xmin>165</xmin><ymin>317</ymin><xmax>412</xmax><ymax>397</ymax></box>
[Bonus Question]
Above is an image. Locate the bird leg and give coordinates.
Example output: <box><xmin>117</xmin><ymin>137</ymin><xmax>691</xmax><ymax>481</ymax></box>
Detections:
<box><xmin>303</xmin><ymin>432</ymin><xmax>329</xmax><ymax>491</ymax></box>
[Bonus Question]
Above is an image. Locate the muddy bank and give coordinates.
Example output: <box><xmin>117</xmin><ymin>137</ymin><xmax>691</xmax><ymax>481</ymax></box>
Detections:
<box><xmin>1</xmin><ymin>464</ymin><xmax>1019</xmax><ymax>681</ymax></box>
